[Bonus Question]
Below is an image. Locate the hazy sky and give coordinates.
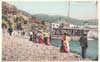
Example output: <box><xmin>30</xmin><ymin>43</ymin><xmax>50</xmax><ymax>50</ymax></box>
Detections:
<box><xmin>7</xmin><ymin>1</ymin><xmax>97</xmax><ymax>20</ymax></box>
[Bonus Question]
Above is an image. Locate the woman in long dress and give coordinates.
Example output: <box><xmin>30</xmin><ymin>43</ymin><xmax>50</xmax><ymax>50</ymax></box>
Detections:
<box><xmin>46</xmin><ymin>32</ymin><xmax>50</xmax><ymax>45</ymax></box>
<box><xmin>60</xmin><ymin>33</ymin><xmax>70</xmax><ymax>53</ymax></box>
<box><xmin>39</xmin><ymin>32</ymin><xmax>44</xmax><ymax>44</ymax></box>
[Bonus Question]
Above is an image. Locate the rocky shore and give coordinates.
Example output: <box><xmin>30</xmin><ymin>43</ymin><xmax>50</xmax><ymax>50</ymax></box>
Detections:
<box><xmin>2</xmin><ymin>33</ymin><xmax>91</xmax><ymax>61</ymax></box>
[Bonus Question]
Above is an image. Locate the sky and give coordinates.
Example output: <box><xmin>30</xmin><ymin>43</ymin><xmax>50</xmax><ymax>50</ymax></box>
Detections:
<box><xmin>7</xmin><ymin>1</ymin><xmax>97</xmax><ymax>20</ymax></box>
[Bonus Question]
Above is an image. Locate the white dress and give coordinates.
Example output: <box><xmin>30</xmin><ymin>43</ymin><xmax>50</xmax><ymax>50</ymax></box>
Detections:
<box><xmin>64</xmin><ymin>36</ymin><xmax>70</xmax><ymax>52</ymax></box>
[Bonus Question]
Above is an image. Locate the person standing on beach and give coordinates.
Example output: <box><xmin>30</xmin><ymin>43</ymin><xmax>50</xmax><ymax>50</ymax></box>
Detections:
<box><xmin>21</xmin><ymin>29</ymin><xmax>25</xmax><ymax>36</ymax></box>
<box><xmin>33</xmin><ymin>30</ymin><xmax>37</xmax><ymax>43</ymax></box>
<box><xmin>79</xmin><ymin>33</ymin><xmax>88</xmax><ymax>58</ymax></box>
<box><xmin>29</xmin><ymin>31</ymin><xmax>33</xmax><ymax>41</ymax></box>
<box><xmin>44</xmin><ymin>32</ymin><xmax>47</xmax><ymax>45</ymax></box>
<box><xmin>39</xmin><ymin>31</ymin><xmax>44</xmax><ymax>44</ymax></box>
<box><xmin>2</xmin><ymin>25</ymin><xmax>7</xmax><ymax>33</ymax></box>
<box><xmin>47</xmin><ymin>32</ymin><xmax>51</xmax><ymax>45</ymax></box>
<box><xmin>8</xmin><ymin>26</ymin><xmax>13</xmax><ymax>36</ymax></box>
<box><xmin>36</xmin><ymin>31</ymin><xmax>41</xmax><ymax>43</ymax></box>
<box><xmin>43</xmin><ymin>32</ymin><xmax>50</xmax><ymax>45</ymax></box>
<box><xmin>60</xmin><ymin>33</ymin><xmax>70</xmax><ymax>53</ymax></box>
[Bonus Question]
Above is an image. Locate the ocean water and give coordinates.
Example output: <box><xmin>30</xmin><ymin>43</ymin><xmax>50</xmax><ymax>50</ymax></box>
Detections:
<box><xmin>50</xmin><ymin>39</ymin><xmax>98</xmax><ymax>59</ymax></box>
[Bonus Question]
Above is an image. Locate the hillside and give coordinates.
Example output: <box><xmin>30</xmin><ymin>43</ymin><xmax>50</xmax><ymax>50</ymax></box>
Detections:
<box><xmin>32</xmin><ymin>14</ymin><xmax>98</xmax><ymax>25</ymax></box>
<box><xmin>2</xmin><ymin>1</ymin><xmax>98</xmax><ymax>30</ymax></box>
<box><xmin>2</xmin><ymin>2</ymin><xmax>38</xmax><ymax>31</ymax></box>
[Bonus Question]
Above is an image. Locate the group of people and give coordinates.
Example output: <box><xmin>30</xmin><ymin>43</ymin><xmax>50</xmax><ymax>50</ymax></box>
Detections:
<box><xmin>29</xmin><ymin>30</ymin><xmax>51</xmax><ymax>45</ymax></box>
<box><xmin>4</xmin><ymin>26</ymin><xmax>88</xmax><ymax>58</ymax></box>
<box><xmin>7</xmin><ymin>26</ymin><xmax>24</xmax><ymax>36</ymax></box>
<box><xmin>60</xmin><ymin>32</ymin><xmax>88</xmax><ymax>58</ymax></box>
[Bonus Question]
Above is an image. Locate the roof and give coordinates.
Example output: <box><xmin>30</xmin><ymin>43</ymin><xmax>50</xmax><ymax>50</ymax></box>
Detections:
<box><xmin>53</xmin><ymin>27</ymin><xmax>97</xmax><ymax>31</ymax></box>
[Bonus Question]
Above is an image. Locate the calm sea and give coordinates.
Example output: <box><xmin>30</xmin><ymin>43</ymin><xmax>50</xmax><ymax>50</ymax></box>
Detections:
<box><xmin>50</xmin><ymin>39</ymin><xmax>98</xmax><ymax>59</ymax></box>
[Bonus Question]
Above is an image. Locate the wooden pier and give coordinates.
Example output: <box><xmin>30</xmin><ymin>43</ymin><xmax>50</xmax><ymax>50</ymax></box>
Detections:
<box><xmin>52</xmin><ymin>27</ymin><xmax>97</xmax><ymax>36</ymax></box>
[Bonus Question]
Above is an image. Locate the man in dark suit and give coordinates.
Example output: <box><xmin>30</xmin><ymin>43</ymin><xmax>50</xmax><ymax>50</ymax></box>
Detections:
<box><xmin>79</xmin><ymin>33</ymin><xmax>88</xmax><ymax>58</ymax></box>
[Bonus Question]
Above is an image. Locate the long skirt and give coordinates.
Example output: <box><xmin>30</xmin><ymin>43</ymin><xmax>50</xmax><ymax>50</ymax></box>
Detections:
<box><xmin>44</xmin><ymin>37</ymin><xmax>47</xmax><ymax>45</ymax></box>
<box><xmin>60</xmin><ymin>43</ymin><xmax>69</xmax><ymax>53</ymax></box>
<box><xmin>39</xmin><ymin>38</ymin><xmax>44</xmax><ymax>44</ymax></box>
<box><xmin>47</xmin><ymin>37</ymin><xmax>50</xmax><ymax>45</ymax></box>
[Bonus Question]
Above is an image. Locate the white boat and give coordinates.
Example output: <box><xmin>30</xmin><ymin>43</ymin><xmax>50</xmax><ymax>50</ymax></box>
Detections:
<box><xmin>87</xmin><ymin>30</ymin><xmax>98</xmax><ymax>40</ymax></box>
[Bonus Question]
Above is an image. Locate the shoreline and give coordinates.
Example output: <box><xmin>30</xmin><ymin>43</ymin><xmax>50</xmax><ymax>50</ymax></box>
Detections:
<box><xmin>50</xmin><ymin>40</ymin><xmax>97</xmax><ymax>60</ymax></box>
<box><xmin>51</xmin><ymin>35</ymin><xmax>98</xmax><ymax>41</ymax></box>
<box><xmin>2</xmin><ymin>33</ymin><xmax>93</xmax><ymax>61</ymax></box>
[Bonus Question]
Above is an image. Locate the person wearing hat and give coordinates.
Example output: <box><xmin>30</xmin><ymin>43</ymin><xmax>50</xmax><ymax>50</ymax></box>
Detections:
<box><xmin>60</xmin><ymin>32</ymin><xmax>70</xmax><ymax>53</ymax></box>
<box><xmin>39</xmin><ymin>30</ymin><xmax>44</xmax><ymax>44</ymax></box>
<box><xmin>79</xmin><ymin>33</ymin><xmax>88</xmax><ymax>58</ymax></box>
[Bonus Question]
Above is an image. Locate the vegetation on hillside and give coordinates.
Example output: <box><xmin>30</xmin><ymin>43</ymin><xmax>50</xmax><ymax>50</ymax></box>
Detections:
<box><xmin>2</xmin><ymin>1</ymin><xmax>98</xmax><ymax>32</ymax></box>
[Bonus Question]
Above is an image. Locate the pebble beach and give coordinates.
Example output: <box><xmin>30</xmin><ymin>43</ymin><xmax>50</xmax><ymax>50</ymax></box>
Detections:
<box><xmin>2</xmin><ymin>32</ymin><xmax>91</xmax><ymax>61</ymax></box>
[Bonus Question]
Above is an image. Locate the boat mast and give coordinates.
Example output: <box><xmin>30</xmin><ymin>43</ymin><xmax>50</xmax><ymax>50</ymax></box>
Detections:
<box><xmin>68</xmin><ymin>0</ymin><xmax>70</xmax><ymax>22</ymax></box>
<box><xmin>96</xmin><ymin>1</ymin><xmax>97</xmax><ymax>19</ymax></box>
<box><xmin>95</xmin><ymin>1</ymin><xmax>97</xmax><ymax>25</ymax></box>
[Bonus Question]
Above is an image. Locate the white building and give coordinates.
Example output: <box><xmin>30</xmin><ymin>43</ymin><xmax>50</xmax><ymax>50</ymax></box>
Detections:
<box><xmin>51</xmin><ymin>23</ymin><xmax>60</xmax><ymax>28</ymax></box>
